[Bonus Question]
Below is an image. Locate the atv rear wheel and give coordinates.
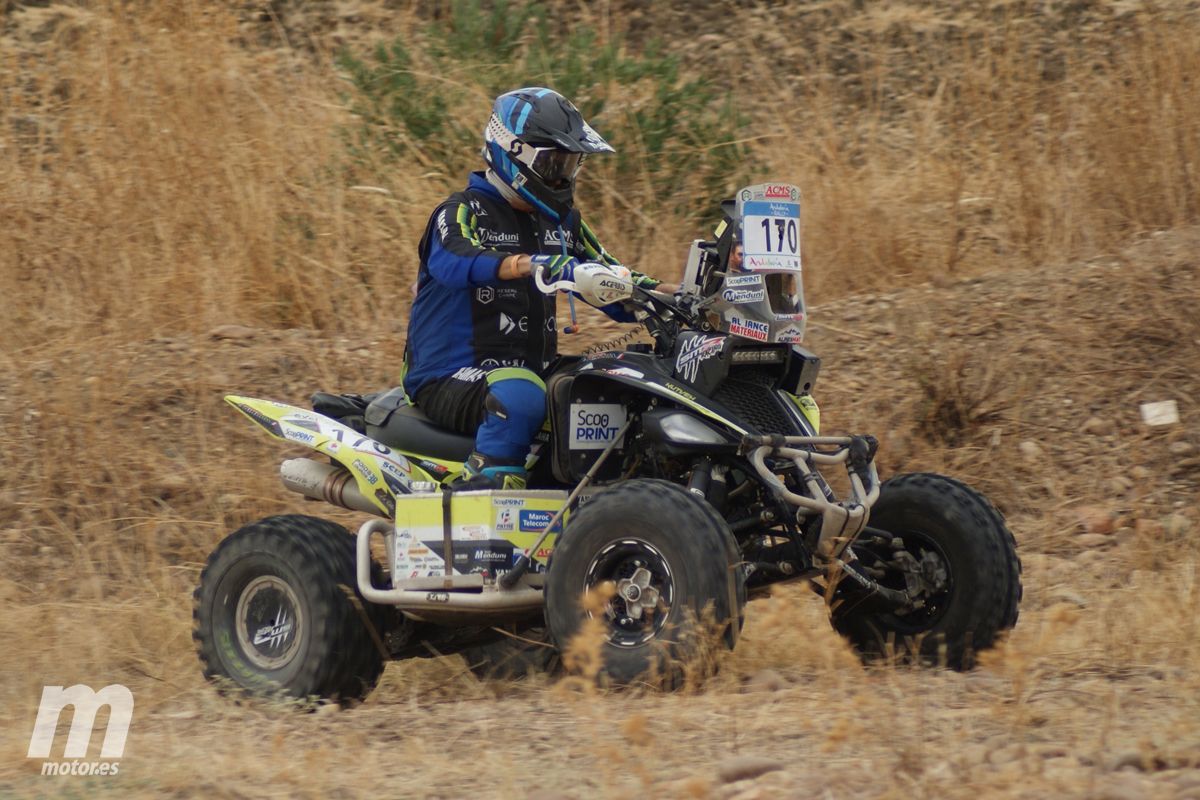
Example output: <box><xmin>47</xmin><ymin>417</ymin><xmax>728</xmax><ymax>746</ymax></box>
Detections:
<box><xmin>831</xmin><ymin>473</ymin><xmax>1021</xmax><ymax>669</ymax></box>
<box><xmin>193</xmin><ymin>514</ymin><xmax>385</xmax><ymax>703</ymax></box>
<box><xmin>545</xmin><ymin>479</ymin><xmax>742</xmax><ymax>688</ymax></box>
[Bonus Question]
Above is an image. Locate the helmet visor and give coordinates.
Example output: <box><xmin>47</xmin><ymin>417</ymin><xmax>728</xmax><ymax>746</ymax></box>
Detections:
<box><xmin>529</xmin><ymin>147</ymin><xmax>583</xmax><ymax>188</ymax></box>
<box><xmin>765</xmin><ymin>273</ymin><xmax>803</xmax><ymax>315</ymax></box>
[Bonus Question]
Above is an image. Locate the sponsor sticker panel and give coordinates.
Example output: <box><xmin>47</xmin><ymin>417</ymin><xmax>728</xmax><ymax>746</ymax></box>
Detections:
<box><xmin>519</xmin><ymin>509</ymin><xmax>562</xmax><ymax>532</ymax></box>
<box><xmin>569</xmin><ymin>404</ymin><xmax>628</xmax><ymax>450</ymax></box>
<box><xmin>392</xmin><ymin>492</ymin><xmax>568</xmax><ymax>578</ymax></box>
<box><xmin>728</xmin><ymin>316</ymin><xmax>770</xmax><ymax>342</ymax></box>
<box><xmin>776</xmin><ymin>323</ymin><xmax>806</xmax><ymax>343</ymax></box>
<box><xmin>724</xmin><ymin>273</ymin><xmax>764</xmax><ymax>287</ymax></box>
<box><xmin>722</xmin><ymin>287</ymin><xmax>766</xmax><ymax>303</ymax></box>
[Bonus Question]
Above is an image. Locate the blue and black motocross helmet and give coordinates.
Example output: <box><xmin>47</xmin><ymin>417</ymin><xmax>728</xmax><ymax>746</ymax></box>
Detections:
<box><xmin>483</xmin><ymin>87</ymin><xmax>614</xmax><ymax>222</ymax></box>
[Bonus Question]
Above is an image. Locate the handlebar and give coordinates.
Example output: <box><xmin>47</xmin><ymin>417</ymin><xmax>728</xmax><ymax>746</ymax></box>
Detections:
<box><xmin>532</xmin><ymin>260</ymin><xmax>702</xmax><ymax>348</ymax></box>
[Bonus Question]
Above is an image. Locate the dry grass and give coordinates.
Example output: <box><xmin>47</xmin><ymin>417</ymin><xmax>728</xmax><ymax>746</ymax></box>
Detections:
<box><xmin>1</xmin><ymin>1</ymin><xmax>1199</xmax><ymax>798</ymax></box>
<box><xmin>3</xmin><ymin>1</ymin><xmax>1198</xmax><ymax>342</ymax></box>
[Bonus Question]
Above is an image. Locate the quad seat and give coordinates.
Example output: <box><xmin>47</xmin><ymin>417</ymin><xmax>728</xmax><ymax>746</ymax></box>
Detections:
<box><xmin>311</xmin><ymin>388</ymin><xmax>475</xmax><ymax>463</ymax></box>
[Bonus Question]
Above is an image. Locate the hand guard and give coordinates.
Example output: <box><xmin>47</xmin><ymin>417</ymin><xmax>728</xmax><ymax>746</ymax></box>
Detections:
<box><xmin>570</xmin><ymin>262</ymin><xmax>634</xmax><ymax>307</ymax></box>
<box><xmin>533</xmin><ymin>260</ymin><xmax>634</xmax><ymax>307</ymax></box>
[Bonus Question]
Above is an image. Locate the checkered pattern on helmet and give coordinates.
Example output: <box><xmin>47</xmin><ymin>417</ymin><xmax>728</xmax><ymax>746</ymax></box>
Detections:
<box><xmin>485</xmin><ymin>114</ymin><xmax>515</xmax><ymax>147</ymax></box>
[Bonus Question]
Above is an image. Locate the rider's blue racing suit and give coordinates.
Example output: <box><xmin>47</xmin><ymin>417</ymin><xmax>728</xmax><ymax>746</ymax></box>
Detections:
<box><xmin>403</xmin><ymin>171</ymin><xmax>658</xmax><ymax>467</ymax></box>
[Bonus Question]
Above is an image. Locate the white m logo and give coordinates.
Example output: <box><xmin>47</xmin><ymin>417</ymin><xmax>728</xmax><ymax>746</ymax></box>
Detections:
<box><xmin>27</xmin><ymin>685</ymin><xmax>134</xmax><ymax>759</ymax></box>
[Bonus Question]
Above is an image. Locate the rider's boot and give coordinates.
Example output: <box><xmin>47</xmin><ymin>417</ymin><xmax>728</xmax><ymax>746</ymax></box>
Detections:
<box><xmin>453</xmin><ymin>451</ymin><xmax>527</xmax><ymax>491</ymax></box>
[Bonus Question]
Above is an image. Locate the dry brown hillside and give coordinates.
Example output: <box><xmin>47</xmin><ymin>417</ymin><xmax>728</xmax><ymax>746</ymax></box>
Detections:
<box><xmin>1</xmin><ymin>1</ymin><xmax>1199</xmax><ymax>798</ymax></box>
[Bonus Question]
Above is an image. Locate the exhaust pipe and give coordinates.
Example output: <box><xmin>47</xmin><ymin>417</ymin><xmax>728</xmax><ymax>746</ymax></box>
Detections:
<box><xmin>280</xmin><ymin>458</ymin><xmax>386</xmax><ymax>517</ymax></box>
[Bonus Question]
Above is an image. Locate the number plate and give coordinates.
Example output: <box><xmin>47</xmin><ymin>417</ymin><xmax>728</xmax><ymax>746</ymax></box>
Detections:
<box><xmin>737</xmin><ymin>184</ymin><xmax>802</xmax><ymax>272</ymax></box>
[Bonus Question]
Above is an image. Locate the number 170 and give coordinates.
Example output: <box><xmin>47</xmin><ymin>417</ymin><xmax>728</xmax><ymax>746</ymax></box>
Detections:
<box><xmin>760</xmin><ymin>218</ymin><xmax>798</xmax><ymax>253</ymax></box>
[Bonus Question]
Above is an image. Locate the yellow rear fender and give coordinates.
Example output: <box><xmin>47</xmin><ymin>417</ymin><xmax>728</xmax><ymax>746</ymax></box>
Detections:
<box><xmin>225</xmin><ymin>395</ymin><xmax>464</xmax><ymax>513</ymax></box>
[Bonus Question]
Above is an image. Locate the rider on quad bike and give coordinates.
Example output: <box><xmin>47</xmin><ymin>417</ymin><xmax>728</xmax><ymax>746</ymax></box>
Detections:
<box><xmin>403</xmin><ymin>87</ymin><xmax>671</xmax><ymax>491</ymax></box>
<box><xmin>198</xmin><ymin>96</ymin><xmax>1022</xmax><ymax>699</ymax></box>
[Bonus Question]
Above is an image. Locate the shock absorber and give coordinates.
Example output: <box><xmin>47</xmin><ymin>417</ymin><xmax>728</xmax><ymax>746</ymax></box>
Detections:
<box><xmin>709</xmin><ymin>464</ymin><xmax>729</xmax><ymax>510</ymax></box>
<box><xmin>687</xmin><ymin>459</ymin><xmax>713</xmax><ymax>498</ymax></box>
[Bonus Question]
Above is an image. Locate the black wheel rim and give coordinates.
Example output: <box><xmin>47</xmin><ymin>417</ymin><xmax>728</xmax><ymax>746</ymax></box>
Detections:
<box><xmin>583</xmin><ymin>539</ymin><xmax>675</xmax><ymax>648</ymax></box>
<box><xmin>858</xmin><ymin>529</ymin><xmax>954</xmax><ymax>634</ymax></box>
<box><xmin>235</xmin><ymin>575</ymin><xmax>304</xmax><ymax>670</ymax></box>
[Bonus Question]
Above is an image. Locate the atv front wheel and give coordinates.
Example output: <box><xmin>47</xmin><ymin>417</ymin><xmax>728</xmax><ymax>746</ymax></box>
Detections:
<box><xmin>831</xmin><ymin>473</ymin><xmax>1021</xmax><ymax>669</ymax></box>
<box><xmin>545</xmin><ymin>480</ymin><xmax>743</xmax><ymax>688</ymax></box>
<box><xmin>193</xmin><ymin>514</ymin><xmax>385</xmax><ymax>703</ymax></box>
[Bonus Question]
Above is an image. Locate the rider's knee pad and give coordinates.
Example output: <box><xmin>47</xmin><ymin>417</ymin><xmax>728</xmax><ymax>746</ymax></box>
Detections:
<box><xmin>484</xmin><ymin>370</ymin><xmax>546</xmax><ymax>429</ymax></box>
<box><xmin>475</xmin><ymin>368</ymin><xmax>547</xmax><ymax>461</ymax></box>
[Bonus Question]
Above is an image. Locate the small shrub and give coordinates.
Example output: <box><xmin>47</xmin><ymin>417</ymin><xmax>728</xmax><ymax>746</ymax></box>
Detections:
<box><xmin>912</xmin><ymin>348</ymin><xmax>1010</xmax><ymax>448</ymax></box>
<box><xmin>335</xmin><ymin>0</ymin><xmax>749</xmax><ymax>218</ymax></box>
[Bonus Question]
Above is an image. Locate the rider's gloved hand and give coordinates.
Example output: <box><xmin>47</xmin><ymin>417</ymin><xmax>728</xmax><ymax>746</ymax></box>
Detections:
<box><xmin>529</xmin><ymin>254</ymin><xmax>579</xmax><ymax>283</ymax></box>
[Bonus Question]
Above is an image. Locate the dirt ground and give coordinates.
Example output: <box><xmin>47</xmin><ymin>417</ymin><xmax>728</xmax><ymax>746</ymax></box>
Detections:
<box><xmin>1</xmin><ymin>228</ymin><xmax>1197</xmax><ymax>799</ymax></box>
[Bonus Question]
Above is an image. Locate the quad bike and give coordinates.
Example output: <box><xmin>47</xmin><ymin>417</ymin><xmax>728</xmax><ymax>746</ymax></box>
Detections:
<box><xmin>193</xmin><ymin>184</ymin><xmax>1021</xmax><ymax>702</ymax></box>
